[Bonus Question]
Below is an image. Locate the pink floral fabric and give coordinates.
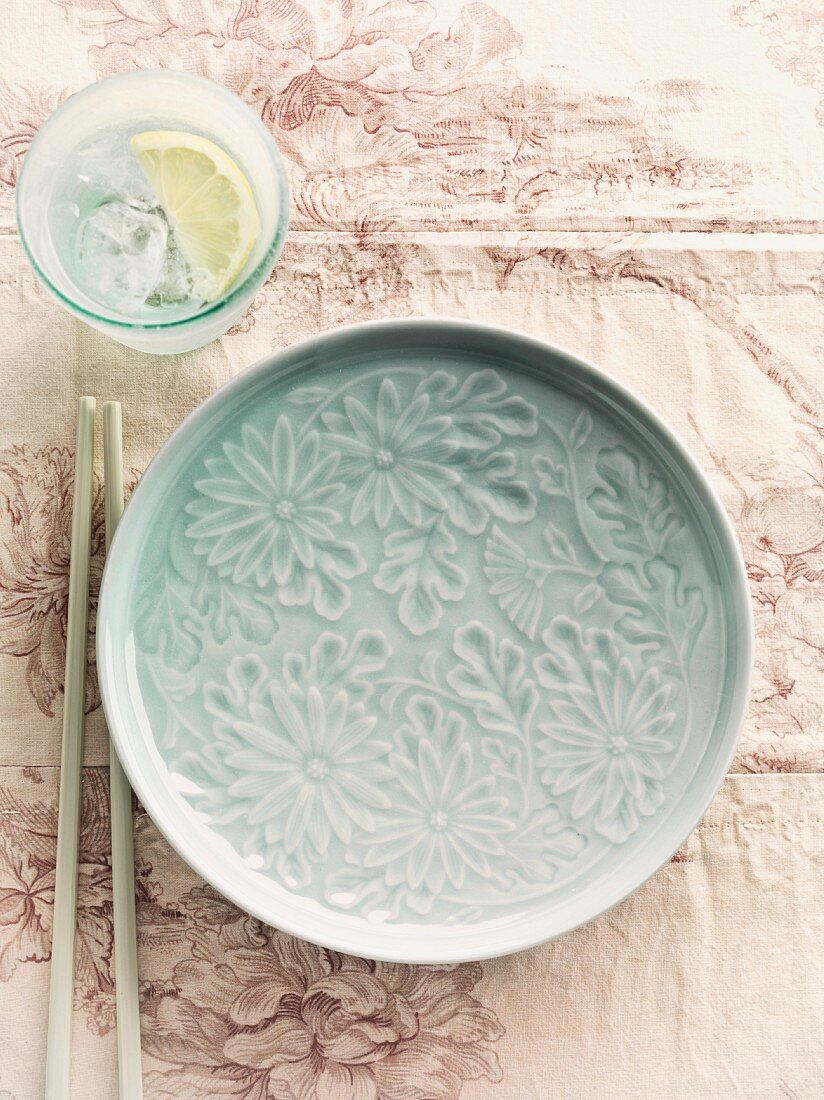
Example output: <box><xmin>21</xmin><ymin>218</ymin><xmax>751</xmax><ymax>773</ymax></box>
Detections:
<box><xmin>0</xmin><ymin>446</ymin><xmax>105</xmax><ymax>717</ymax></box>
<box><xmin>2</xmin><ymin>768</ymin><xmax>823</xmax><ymax>1098</ymax></box>
<box><xmin>1</xmin><ymin>0</ymin><xmax>822</xmax><ymax>233</ymax></box>
<box><xmin>0</xmin><ymin>0</ymin><xmax>823</xmax><ymax>1097</ymax></box>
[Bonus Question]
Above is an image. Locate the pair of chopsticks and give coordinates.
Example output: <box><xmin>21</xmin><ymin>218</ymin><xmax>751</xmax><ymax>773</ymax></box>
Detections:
<box><xmin>44</xmin><ymin>399</ymin><xmax>143</xmax><ymax>1100</ymax></box>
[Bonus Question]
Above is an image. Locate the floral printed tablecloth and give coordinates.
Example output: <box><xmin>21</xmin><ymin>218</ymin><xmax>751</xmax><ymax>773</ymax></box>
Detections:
<box><xmin>1</xmin><ymin>2</ymin><xmax>823</xmax><ymax>1098</ymax></box>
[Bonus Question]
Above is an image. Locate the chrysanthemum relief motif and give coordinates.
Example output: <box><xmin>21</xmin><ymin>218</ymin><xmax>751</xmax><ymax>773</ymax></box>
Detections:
<box><xmin>192</xmin><ymin>654</ymin><xmax>393</xmax><ymax>869</ymax></box>
<box><xmin>322</xmin><ymin>378</ymin><xmax>460</xmax><ymax>529</ymax></box>
<box><xmin>535</xmin><ymin>618</ymin><xmax>676</xmax><ymax>843</ymax></box>
<box><xmin>186</xmin><ymin>415</ymin><xmax>365</xmax><ymax>620</ymax></box>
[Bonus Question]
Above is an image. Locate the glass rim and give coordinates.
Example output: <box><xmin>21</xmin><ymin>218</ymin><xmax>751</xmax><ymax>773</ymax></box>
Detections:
<box><xmin>15</xmin><ymin>70</ymin><xmax>290</xmax><ymax>332</ymax></box>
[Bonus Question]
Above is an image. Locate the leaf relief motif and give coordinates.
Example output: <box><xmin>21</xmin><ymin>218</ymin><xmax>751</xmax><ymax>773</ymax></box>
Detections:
<box><xmin>587</xmin><ymin>446</ymin><xmax>684</xmax><ymax>557</ymax></box>
<box><xmin>480</xmin><ymin>736</ymin><xmax>523</xmax><ymax>784</ymax></box>
<box><xmin>501</xmin><ymin>806</ymin><xmax>587</xmax><ymax>884</ymax></box>
<box><xmin>542</xmin><ymin>521</ymin><xmax>578</xmax><ymax>566</ymax></box>
<box><xmin>282</xmin><ymin>629</ymin><xmax>391</xmax><ymax>706</ymax></box>
<box><xmin>447</xmin><ymin>621</ymin><xmax>537</xmax><ymax>739</ymax></box>
<box><xmin>532</xmin><ymin>453</ymin><xmax>569</xmax><ymax>497</ymax></box>
<box><xmin>414</xmin><ymin>368</ymin><xmax>538</xmax><ymax>448</ymax></box>
<box><xmin>599</xmin><ymin>557</ymin><xmax>708</xmax><ymax>678</ymax></box>
<box><xmin>135</xmin><ymin>561</ymin><xmax>201</xmax><ymax>673</ymax></box>
<box><xmin>287</xmin><ymin>384</ymin><xmax>333</xmax><ymax>405</ymax></box>
<box><xmin>374</xmin><ymin>516</ymin><xmax>469</xmax><ymax>635</ymax></box>
<box><xmin>447</xmin><ymin>448</ymin><xmax>537</xmax><ymax>535</ymax></box>
<box><xmin>569</xmin><ymin>408</ymin><xmax>592</xmax><ymax>452</ymax></box>
<box><xmin>192</xmin><ymin>569</ymin><xmax>278</xmax><ymax>646</ymax></box>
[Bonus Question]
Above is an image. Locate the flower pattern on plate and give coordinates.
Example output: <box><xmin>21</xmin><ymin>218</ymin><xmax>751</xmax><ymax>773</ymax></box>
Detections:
<box><xmin>132</xmin><ymin>356</ymin><xmax>720</xmax><ymax>924</ymax></box>
<box><xmin>483</xmin><ymin>524</ymin><xmax>547</xmax><ymax>640</ymax></box>
<box><xmin>363</xmin><ymin>699</ymin><xmax>514</xmax><ymax>905</ymax></box>
<box><xmin>188</xmin><ymin>653</ymin><xmax>393</xmax><ymax>870</ymax></box>
<box><xmin>186</xmin><ymin>415</ymin><xmax>365</xmax><ymax>620</ymax></box>
<box><xmin>322</xmin><ymin>377</ymin><xmax>460</xmax><ymax>529</ymax></box>
<box><xmin>535</xmin><ymin>618</ymin><xmax>676</xmax><ymax>843</ymax></box>
<box><xmin>178</xmin><ymin>367</ymin><xmax>538</xmax><ymax>637</ymax></box>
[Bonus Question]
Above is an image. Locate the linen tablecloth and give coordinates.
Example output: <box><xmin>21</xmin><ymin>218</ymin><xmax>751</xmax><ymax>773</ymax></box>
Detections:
<box><xmin>1</xmin><ymin>2</ymin><xmax>823</xmax><ymax>1097</ymax></box>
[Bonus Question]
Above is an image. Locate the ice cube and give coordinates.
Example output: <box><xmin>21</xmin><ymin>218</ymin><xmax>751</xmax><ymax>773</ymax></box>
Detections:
<box><xmin>76</xmin><ymin>200</ymin><xmax>168</xmax><ymax>313</ymax></box>
<box><xmin>75</xmin><ymin>135</ymin><xmax>156</xmax><ymax>209</ymax></box>
<box><xmin>145</xmin><ymin>231</ymin><xmax>195</xmax><ymax>307</ymax></box>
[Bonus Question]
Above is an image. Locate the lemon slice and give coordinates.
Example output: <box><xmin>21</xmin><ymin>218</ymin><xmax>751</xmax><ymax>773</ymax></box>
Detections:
<box><xmin>130</xmin><ymin>130</ymin><xmax>259</xmax><ymax>301</ymax></box>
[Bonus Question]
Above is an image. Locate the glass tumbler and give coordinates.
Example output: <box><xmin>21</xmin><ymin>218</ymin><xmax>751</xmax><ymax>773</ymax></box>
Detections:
<box><xmin>16</xmin><ymin>70</ymin><xmax>289</xmax><ymax>355</ymax></box>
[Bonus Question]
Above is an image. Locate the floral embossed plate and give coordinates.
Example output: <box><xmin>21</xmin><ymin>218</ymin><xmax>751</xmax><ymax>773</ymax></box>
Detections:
<box><xmin>98</xmin><ymin>320</ymin><xmax>752</xmax><ymax>962</ymax></box>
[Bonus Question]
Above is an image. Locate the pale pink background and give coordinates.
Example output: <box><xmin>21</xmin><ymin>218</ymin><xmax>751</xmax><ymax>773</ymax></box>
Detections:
<box><xmin>0</xmin><ymin>1</ymin><xmax>823</xmax><ymax>1097</ymax></box>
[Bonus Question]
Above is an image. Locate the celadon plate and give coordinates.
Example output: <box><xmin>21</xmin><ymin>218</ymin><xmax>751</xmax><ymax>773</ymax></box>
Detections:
<box><xmin>98</xmin><ymin>320</ymin><xmax>752</xmax><ymax>962</ymax></box>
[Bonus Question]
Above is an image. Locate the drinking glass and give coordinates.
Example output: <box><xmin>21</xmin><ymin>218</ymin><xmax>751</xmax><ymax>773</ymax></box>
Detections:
<box><xmin>16</xmin><ymin>71</ymin><xmax>289</xmax><ymax>355</ymax></box>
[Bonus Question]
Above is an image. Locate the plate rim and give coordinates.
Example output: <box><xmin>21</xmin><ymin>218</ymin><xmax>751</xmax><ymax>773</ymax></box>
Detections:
<box><xmin>98</xmin><ymin>317</ymin><xmax>754</xmax><ymax>962</ymax></box>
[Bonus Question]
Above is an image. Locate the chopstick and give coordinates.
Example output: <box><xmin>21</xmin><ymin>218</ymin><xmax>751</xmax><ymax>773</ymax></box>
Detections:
<box><xmin>45</xmin><ymin>397</ymin><xmax>96</xmax><ymax>1100</ymax></box>
<box><xmin>103</xmin><ymin>402</ymin><xmax>144</xmax><ymax>1100</ymax></box>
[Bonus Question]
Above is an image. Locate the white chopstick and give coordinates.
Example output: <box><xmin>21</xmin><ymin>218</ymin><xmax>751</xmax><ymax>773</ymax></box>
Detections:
<box><xmin>103</xmin><ymin>402</ymin><xmax>144</xmax><ymax>1100</ymax></box>
<box><xmin>45</xmin><ymin>397</ymin><xmax>96</xmax><ymax>1099</ymax></box>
